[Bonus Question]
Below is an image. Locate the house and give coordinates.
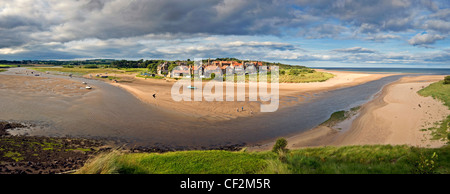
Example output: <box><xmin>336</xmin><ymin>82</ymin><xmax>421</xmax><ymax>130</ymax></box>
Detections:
<box><xmin>192</xmin><ymin>64</ymin><xmax>203</xmax><ymax>76</ymax></box>
<box><xmin>234</xmin><ymin>63</ymin><xmax>245</xmax><ymax>75</ymax></box>
<box><xmin>244</xmin><ymin>62</ymin><xmax>257</xmax><ymax>74</ymax></box>
<box><xmin>157</xmin><ymin>62</ymin><xmax>169</xmax><ymax>75</ymax></box>
<box><xmin>201</xmin><ymin>60</ymin><xmax>270</xmax><ymax>76</ymax></box>
<box><xmin>223</xmin><ymin>65</ymin><xmax>235</xmax><ymax>75</ymax></box>
<box><xmin>204</xmin><ymin>64</ymin><xmax>222</xmax><ymax>78</ymax></box>
<box><xmin>171</xmin><ymin>64</ymin><xmax>190</xmax><ymax>78</ymax></box>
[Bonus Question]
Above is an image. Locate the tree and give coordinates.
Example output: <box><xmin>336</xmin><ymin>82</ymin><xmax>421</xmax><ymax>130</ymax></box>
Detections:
<box><xmin>444</xmin><ymin>76</ymin><xmax>450</xmax><ymax>84</ymax></box>
<box><xmin>168</xmin><ymin>63</ymin><xmax>178</xmax><ymax>72</ymax></box>
<box><xmin>272</xmin><ymin>138</ymin><xmax>288</xmax><ymax>153</ymax></box>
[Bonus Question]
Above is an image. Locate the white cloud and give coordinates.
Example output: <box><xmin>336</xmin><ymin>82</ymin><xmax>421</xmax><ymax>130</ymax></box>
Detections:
<box><xmin>364</xmin><ymin>33</ymin><xmax>402</xmax><ymax>41</ymax></box>
<box><xmin>424</xmin><ymin>20</ymin><xmax>450</xmax><ymax>33</ymax></box>
<box><xmin>332</xmin><ymin>47</ymin><xmax>377</xmax><ymax>53</ymax></box>
<box><xmin>408</xmin><ymin>33</ymin><xmax>446</xmax><ymax>46</ymax></box>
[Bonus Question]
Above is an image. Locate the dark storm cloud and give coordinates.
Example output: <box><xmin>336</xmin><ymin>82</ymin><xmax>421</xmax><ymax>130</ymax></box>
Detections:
<box><xmin>294</xmin><ymin>0</ymin><xmax>437</xmax><ymax>32</ymax></box>
<box><xmin>50</xmin><ymin>0</ymin><xmax>298</xmax><ymax>41</ymax></box>
<box><xmin>0</xmin><ymin>0</ymin><xmax>448</xmax><ymax>61</ymax></box>
<box><xmin>1</xmin><ymin>0</ymin><xmax>448</xmax><ymax>45</ymax></box>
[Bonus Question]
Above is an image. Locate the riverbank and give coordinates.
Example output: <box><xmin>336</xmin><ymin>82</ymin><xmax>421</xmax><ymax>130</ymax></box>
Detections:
<box><xmin>249</xmin><ymin>75</ymin><xmax>450</xmax><ymax>151</ymax></box>
<box><xmin>0</xmin><ymin>121</ymin><xmax>107</xmax><ymax>174</ymax></box>
<box><xmin>99</xmin><ymin>69</ymin><xmax>395</xmax><ymax>120</ymax></box>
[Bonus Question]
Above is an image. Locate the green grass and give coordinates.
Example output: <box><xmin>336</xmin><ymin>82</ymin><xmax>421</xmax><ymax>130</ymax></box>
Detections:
<box><xmin>283</xmin><ymin>145</ymin><xmax>412</xmax><ymax>174</ymax></box>
<box><xmin>321</xmin><ymin>111</ymin><xmax>346</xmax><ymax>126</ymax></box>
<box><xmin>215</xmin><ymin>71</ymin><xmax>334</xmax><ymax>83</ymax></box>
<box><xmin>77</xmin><ymin>150</ymin><xmax>267</xmax><ymax>174</ymax></box>
<box><xmin>418</xmin><ymin>80</ymin><xmax>450</xmax><ymax>107</ymax></box>
<box><xmin>0</xmin><ymin>64</ymin><xmax>18</xmax><ymax>68</ymax></box>
<box><xmin>121</xmin><ymin>68</ymin><xmax>148</xmax><ymax>73</ymax></box>
<box><xmin>418</xmin><ymin>79</ymin><xmax>450</xmax><ymax>141</ymax></box>
<box><xmin>279</xmin><ymin>71</ymin><xmax>335</xmax><ymax>83</ymax></box>
<box><xmin>321</xmin><ymin>106</ymin><xmax>360</xmax><ymax>127</ymax></box>
<box><xmin>77</xmin><ymin>145</ymin><xmax>450</xmax><ymax>174</ymax></box>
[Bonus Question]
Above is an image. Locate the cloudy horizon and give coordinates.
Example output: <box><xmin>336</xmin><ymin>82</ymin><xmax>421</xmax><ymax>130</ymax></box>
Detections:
<box><xmin>0</xmin><ymin>0</ymin><xmax>449</xmax><ymax>68</ymax></box>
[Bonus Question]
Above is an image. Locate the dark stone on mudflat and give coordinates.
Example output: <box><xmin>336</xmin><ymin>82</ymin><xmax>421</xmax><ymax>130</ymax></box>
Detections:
<box><xmin>0</xmin><ymin>121</ymin><xmax>26</xmax><ymax>136</ymax></box>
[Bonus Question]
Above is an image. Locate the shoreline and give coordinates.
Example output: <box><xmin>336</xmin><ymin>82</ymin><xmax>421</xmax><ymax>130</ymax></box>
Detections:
<box><xmin>248</xmin><ymin>75</ymin><xmax>449</xmax><ymax>151</ymax></box>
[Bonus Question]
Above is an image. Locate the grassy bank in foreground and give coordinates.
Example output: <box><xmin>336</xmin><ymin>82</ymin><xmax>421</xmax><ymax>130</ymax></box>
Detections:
<box><xmin>77</xmin><ymin>145</ymin><xmax>449</xmax><ymax>174</ymax></box>
<box><xmin>418</xmin><ymin>79</ymin><xmax>450</xmax><ymax>141</ymax></box>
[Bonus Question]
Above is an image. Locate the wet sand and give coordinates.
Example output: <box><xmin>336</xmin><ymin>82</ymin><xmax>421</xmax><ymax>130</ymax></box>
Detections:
<box><xmin>101</xmin><ymin>69</ymin><xmax>395</xmax><ymax>120</ymax></box>
<box><xmin>249</xmin><ymin>75</ymin><xmax>449</xmax><ymax>151</ymax></box>
<box><xmin>0</xmin><ymin>74</ymin><xmax>90</xmax><ymax>97</ymax></box>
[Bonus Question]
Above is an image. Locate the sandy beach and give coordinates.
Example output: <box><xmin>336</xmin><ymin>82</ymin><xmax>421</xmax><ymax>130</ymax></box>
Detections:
<box><xmin>250</xmin><ymin>75</ymin><xmax>449</xmax><ymax>151</ymax></box>
<box><xmin>332</xmin><ymin>75</ymin><xmax>450</xmax><ymax>147</ymax></box>
<box><xmin>95</xmin><ymin>70</ymin><xmax>395</xmax><ymax>120</ymax></box>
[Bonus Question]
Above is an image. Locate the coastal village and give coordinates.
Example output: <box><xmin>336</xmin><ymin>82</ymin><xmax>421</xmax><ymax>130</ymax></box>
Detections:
<box><xmin>156</xmin><ymin>60</ymin><xmax>276</xmax><ymax>78</ymax></box>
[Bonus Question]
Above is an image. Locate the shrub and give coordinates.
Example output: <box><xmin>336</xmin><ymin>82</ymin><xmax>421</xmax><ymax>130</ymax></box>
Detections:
<box><xmin>414</xmin><ymin>152</ymin><xmax>438</xmax><ymax>174</ymax></box>
<box><xmin>444</xmin><ymin>76</ymin><xmax>450</xmax><ymax>85</ymax></box>
<box><xmin>288</xmin><ymin>69</ymin><xmax>300</xmax><ymax>76</ymax></box>
<box><xmin>272</xmin><ymin>138</ymin><xmax>288</xmax><ymax>153</ymax></box>
<box><xmin>84</xmin><ymin>64</ymin><xmax>98</xmax><ymax>69</ymax></box>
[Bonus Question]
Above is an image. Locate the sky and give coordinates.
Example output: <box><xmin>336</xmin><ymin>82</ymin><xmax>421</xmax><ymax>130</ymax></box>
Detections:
<box><xmin>0</xmin><ymin>0</ymin><xmax>449</xmax><ymax>68</ymax></box>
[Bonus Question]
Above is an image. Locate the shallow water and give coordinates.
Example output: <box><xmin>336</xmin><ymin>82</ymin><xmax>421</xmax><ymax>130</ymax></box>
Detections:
<box><xmin>0</xmin><ymin>68</ymin><xmax>406</xmax><ymax>148</ymax></box>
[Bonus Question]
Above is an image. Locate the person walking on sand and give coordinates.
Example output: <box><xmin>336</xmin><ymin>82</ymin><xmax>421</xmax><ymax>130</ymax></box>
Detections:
<box><xmin>236</xmin><ymin>108</ymin><xmax>239</xmax><ymax>112</ymax></box>
<box><xmin>241</xmin><ymin>106</ymin><xmax>244</xmax><ymax>111</ymax></box>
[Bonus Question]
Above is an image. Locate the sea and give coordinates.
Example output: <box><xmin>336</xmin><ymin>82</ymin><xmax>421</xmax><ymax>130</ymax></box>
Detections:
<box><xmin>318</xmin><ymin>67</ymin><xmax>450</xmax><ymax>75</ymax></box>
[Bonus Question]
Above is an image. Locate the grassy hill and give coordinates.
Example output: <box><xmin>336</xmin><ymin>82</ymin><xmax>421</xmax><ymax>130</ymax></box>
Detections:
<box><xmin>76</xmin><ymin>145</ymin><xmax>449</xmax><ymax>174</ymax></box>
